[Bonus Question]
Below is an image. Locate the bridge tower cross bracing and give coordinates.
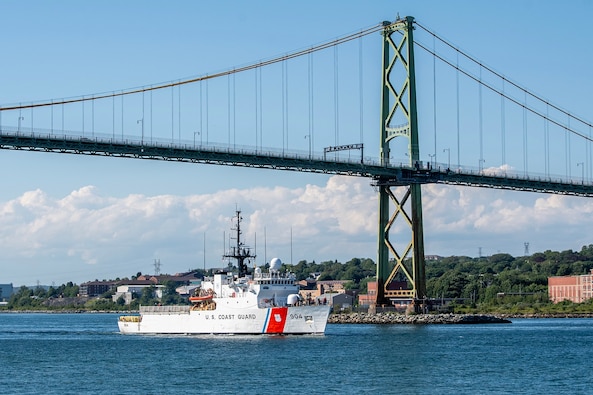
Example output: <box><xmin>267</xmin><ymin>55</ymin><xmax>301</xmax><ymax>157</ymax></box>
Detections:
<box><xmin>376</xmin><ymin>16</ymin><xmax>426</xmax><ymax>311</ymax></box>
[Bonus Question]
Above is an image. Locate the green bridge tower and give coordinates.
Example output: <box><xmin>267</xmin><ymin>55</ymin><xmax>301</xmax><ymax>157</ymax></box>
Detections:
<box><xmin>375</xmin><ymin>16</ymin><xmax>427</xmax><ymax>311</ymax></box>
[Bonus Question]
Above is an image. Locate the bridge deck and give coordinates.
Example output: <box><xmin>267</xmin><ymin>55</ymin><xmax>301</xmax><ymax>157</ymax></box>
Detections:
<box><xmin>2</xmin><ymin>130</ymin><xmax>593</xmax><ymax>197</ymax></box>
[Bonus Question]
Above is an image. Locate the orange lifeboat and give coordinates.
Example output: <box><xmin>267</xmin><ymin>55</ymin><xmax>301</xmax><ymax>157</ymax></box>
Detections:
<box><xmin>189</xmin><ymin>294</ymin><xmax>214</xmax><ymax>303</ymax></box>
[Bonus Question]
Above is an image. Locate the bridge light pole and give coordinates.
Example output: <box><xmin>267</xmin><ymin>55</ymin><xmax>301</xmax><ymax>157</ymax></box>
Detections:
<box><xmin>194</xmin><ymin>131</ymin><xmax>201</xmax><ymax>148</ymax></box>
<box><xmin>304</xmin><ymin>134</ymin><xmax>311</xmax><ymax>159</ymax></box>
<box><xmin>577</xmin><ymin>162</ymin><xmax>584</xmax><ymax>184</ymax></box>
<box><xmin>137</xmin><ymin>119</ymin><xmax>144</xmax><ymax>145</ymax></box>
<box><xmin>443</xmin><ymin>148</ymin><xmax>450</xmax><ymax>170</ymax></box>
<box><xmin>17</xmin><ymin>116</ymin><xmax>24</xmax><ymax>133</ymax></box>
<box><xmin>428</xmin><ymin>153</ymin><xmax>435</xmax><ymax>169</ymax></box>
<box><xmin>479</xmin><ymin>159</ymin><xmax>485</xmax><ymax>174</ymax></box>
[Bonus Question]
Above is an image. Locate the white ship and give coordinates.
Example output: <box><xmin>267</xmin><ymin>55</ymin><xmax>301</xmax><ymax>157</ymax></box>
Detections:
<box><xmin>118</xmin><ymin>211</ymin><xmax>331</xmax><ymax>335</ymax></box>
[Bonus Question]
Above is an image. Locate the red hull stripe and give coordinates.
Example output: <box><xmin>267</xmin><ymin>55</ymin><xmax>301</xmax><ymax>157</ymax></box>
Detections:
<box><xmin>265</xmin><ymin>307</ymin><xmax>288</xmax><ymax>333</ymax></box>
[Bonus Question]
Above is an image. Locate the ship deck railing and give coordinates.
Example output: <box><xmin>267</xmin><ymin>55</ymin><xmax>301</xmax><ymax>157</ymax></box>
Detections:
<box><xmin>253</xmin><ymin>272</ymin><xmax>296</xmax><ymax>282</ymax></box>
<box><xmin>139</xmin><ymin>305</ymin><xmax>191</xmax><ymax>314</ymax></box>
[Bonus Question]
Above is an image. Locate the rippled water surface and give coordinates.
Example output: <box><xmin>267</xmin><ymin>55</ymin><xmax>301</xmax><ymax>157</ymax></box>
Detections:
<box><xmin>1</xmin><ymin>313</ymin><xmax>592</xmax><ymax>394</ymax></box>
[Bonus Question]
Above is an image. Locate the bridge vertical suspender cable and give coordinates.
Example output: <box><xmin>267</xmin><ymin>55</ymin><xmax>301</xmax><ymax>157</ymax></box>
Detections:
<box><xmin>121</xmin><ymin>91</ymin><xmax>124</xmax><ymax>139</ymax></box>
<box><xmin>586</xmin><ymin>126</ymin><xmax>592</xmax><ymax>180</ymax></box>
<box><xmin>433</xmin><ymin>34</ymin><xmax>437</xmax><ymax>166</ymax></box>
<box><xmin>258</xmin><ymin>67</ymin><xmax>263</xmax><ymax>152</ymax></box>
<box><xmin>456</xmin><ymin>51</ymin><xmax>460</xmax><ymax>169</ymax></box>
<box><xmin>567</xmin><ymin>116</ymin><xmax>572</xmax><ymax>178</ymax></box>
<box><xmin>141</xmin><ymin>91</ymin><xmax>144</xmax><ymax>143</ymax></box>
<box><xmin>254</xmin><ymin>67</ymin><xmax>258</xmax><ymax>151</ymax></box>
<box><xmin>112</xmin><ymin>93</ymin><xmax>115</xmax><ymax>139</ymax></box>
<box><xmin>334</xmin><ymin>44</ymin><xmax>339</xmax><ymax>152</ymax></box>
<box><xmin>150</xmin><ymin>86</ymin><xmax>153</xmax><ymax>143</ymax></box>
<box><xmin>233</xmin><ymin>72</ymin><xmax>236</xmax><ymax>148</ymax></box>
<box><xmin>309</xmin><ymin>51</ymin><xmax>314</xmax><ymax>158</ymax></box>
<box><xmin>523</xmin><ymin>91</ymin><xmax>528</xmax><ymax>176</ymax></box>
<box><xmin>82</xmin><ymin>96</ymin><xmax>85</xmax><ymax>136</ymax></box>
<box><xmin>170</xmin><ymin>85</ymin><xmax>173</xmax><ymax>143</ymax></box>
<box><xmin>282</xmin><ymin>59</ymin><xmax>286</xmax><ymax>154</ymax></box>
<box><xmin>205</xmin><ymin>77</ymin><xmax>209</xmax><ymax>145</ymax></box>
<box><xmin>311</xmin><ymin>54</ymin><xmax>314</xmax><ymax>158</ymax></box>
<box><xmin>501</xmin><ymin>79</ymin><xmax>505</xmax><ymax>167</ymax></box>
<box><xmin>227</xmin><ymin>74</ymin><xmax>231</xmax><ymax>146</ymax></box>
<box><xmin>359</xmin><ymin>35</ymin><xmax>364</xmax><ymax>149</ymax></box>
<box><xmin>286</xmin><ymin>61</ymin><xmax>289</xmax><ymax>152</ymax></box>
<box><xmin>545</xmin><ymin>104</ymin><xmax>549</xmax><ymax>177</ymax></box>
<box><xmin>479</xmin><ymin>67</ymin><xmax>483</xmax><ymax>172</ymax></box>
<box><xmin>178</xmin><ymin>82</ymin><xmax>182</xmax><ymax>143</ymax></box>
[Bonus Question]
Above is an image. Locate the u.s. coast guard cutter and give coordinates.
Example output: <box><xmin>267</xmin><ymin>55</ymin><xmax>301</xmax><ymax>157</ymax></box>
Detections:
<box><xmin>118</xmin><ymin>211</ymin><xmax>331</xmax><ymax>335</ymax></box>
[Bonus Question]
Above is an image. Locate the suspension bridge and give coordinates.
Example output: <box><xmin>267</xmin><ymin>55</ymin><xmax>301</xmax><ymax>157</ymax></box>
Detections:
<box><xmin>1</xmin><ymin>16</ymin><xmax>592</xmax><ymax>309</ymax></box>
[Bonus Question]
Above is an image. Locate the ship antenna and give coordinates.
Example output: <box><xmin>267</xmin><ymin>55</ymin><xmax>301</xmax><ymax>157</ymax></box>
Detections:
<box><xmin>222</xmin><ymin>210</ymin><xmax>256</xmax><ymax>277</ymax></box>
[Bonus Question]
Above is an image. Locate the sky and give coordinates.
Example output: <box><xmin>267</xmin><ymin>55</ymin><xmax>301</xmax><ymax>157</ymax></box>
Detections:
<box><xmin>1</xmin><ymin>0</ymin><xmax>593</xmax><ymax>286</ymax></box>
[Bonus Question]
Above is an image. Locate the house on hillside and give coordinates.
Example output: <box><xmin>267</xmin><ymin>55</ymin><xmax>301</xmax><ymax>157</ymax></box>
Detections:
<box><xmin>79</xmin><ymin>281</ymin><xmax>117</xmax><ymax>297</ymax></box>
<box><xmin>137</xmin><ymin>271</ymin><xmax>201</xmax><ymax>285</ymax></box>
<box><xmin>112</xmin><ymin>280</ymin><xmax>164</xmax><ymax>305</ymax></box>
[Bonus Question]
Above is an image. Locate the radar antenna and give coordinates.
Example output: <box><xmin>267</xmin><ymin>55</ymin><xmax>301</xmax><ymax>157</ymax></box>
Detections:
<box><xmin>223</xmin><ymin>210</ymin><xmax>256</xmax><ymax>277</ymax></box>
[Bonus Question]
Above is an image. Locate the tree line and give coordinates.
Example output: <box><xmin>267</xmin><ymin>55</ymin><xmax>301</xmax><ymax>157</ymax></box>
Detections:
<box><xmin>3</xmin><ymin>245</ymin><xmax>593</xmax><ymax>312</ymax></box>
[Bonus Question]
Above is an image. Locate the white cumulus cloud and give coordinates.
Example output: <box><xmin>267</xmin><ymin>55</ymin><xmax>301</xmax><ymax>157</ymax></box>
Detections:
<box><xmin>1</xmin><ymin>177</ymin><xmax>592</xmax><ymax>285</ymax></box>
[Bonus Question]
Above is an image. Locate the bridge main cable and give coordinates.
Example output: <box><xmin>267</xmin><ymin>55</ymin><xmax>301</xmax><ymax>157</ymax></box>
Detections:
<box><xmin>414</xmin><ymin>21</ymin><xmax>593</xmax><ymax>142</ymax></box>
<box><xmin>0</xmin><ymin>23</ymin><xmax>385</xmax><ymax>112</ymax></box>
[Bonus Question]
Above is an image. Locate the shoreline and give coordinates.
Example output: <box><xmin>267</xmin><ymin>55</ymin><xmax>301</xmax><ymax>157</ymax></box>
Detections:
<box><xmin>329</xmin><ymin>312</ymin><xmax>512</xmax><ymax>324</ymax></box>
<box><xmin>329</xmin><ymin>312</ymin><xmax>593</xmax><ymax>324</ymax></box>
<box><xmin>3</xmin><ymin>309</ymin><xmax>593</xmax><ymax>322</ymax></box>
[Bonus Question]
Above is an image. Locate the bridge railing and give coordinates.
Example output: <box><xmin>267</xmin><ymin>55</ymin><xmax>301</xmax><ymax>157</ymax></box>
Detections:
<box><xmin>0</xmin><ymin>124</ymin><xmax>384</xmax><ymax>166</ymax></box>
<box><xmin>1</xmin><ymin>125</ymin><xmax>593</xmax><ymax>188</ymax></box>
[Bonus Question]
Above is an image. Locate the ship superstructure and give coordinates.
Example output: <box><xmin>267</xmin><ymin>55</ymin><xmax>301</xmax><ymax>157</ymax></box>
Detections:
<box><xmin>118</xmin><ymin>210</ymin><xmax>330</xmax><ymax>335</ymax></box>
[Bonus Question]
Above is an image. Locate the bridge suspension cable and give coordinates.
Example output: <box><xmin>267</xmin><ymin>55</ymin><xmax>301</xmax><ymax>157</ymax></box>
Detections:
<box><xmin>414</xmin><ymin>21</ymin><xmax>593</xmax><ymax>143</ymax></box>
<box><xmin>0</xmin><ymin>23</ymin><xmax>385</xmax><ymax>112</ymax></box>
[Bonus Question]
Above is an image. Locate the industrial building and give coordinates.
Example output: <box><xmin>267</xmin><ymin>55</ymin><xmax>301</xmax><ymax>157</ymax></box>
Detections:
<box><xmin>548</xmin><ymin>269</ymin><xmax>593</xmax><ymax>303</ymax></box>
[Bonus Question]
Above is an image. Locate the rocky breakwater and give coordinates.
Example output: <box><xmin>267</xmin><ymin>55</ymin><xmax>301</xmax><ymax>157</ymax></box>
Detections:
<box><xmin>329</xmin><ymin>312</ymin><xmax>511</xmax><ymax>324</ymax></box>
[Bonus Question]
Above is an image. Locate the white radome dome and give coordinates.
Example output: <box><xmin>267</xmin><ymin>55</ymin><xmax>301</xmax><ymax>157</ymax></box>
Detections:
<box><xmin>270</xmin><ymin>258</ymin><xmax>282</xmax><ymax>271</ymax></box>
<box><xmin>287</xmin><ymin>294</ymin><xmax>300</xmax><ymax>306</ymax></box>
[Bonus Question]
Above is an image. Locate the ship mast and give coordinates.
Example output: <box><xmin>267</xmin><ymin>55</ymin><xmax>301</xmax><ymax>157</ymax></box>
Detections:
<box><xmin>223</xmin><ymin>210</ymin><xmax>256</xmax><ymax>277</ymax></box>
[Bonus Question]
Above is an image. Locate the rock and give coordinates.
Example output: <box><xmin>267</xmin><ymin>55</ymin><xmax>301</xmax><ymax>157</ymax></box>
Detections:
<box><xmin>328</xmin><ymin>312</ymin><xmax>511</xmax><ymax>324</ymax></box>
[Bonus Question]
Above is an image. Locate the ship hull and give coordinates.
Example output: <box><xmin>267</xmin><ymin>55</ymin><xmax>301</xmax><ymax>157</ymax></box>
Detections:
<box><xmin>118</xmin><ymin>304</ymin><xmax>331</xmax><ymax>335</ymax></box>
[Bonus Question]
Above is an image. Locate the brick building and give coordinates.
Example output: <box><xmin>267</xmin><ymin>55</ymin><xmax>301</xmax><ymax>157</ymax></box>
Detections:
<box><xmin>358</xmin><ymin>281</ymin><xmax>377</xmax><ymax>306</ymax></box>
<box><xmin>548</xmin><ymin>269</ymin><xmax>593</xmax><ymax>303</ymax></box>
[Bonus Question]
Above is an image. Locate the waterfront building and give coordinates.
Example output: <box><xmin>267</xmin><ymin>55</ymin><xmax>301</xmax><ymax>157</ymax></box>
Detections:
<box><xmin>358</xmin><ymin>281</ymin><xmax>377</xmax><ymax>306</ymax></box>
<box><xmin>112</xmin><ymin>281</ymin><xmax>164</xmax><ymax>305</ymax></box>
<box><xmin>315</xmin><ymin>292</ymin><xmax>354</xmax><ymax>309</ymax></box>
<box><xmin>548</xmin><ymin>269</ymin><xmax>593</xmax><ymax>303</ymax></box>
<box><xmin>317</xmin><ymin>280</ymin><xmax>347</xmax><ymax>294</ymax></box>
<box><xmin>0</xmin><ymin>283</ymin><xmax>13</xmax><ymax>301</ymax></box>
<box><xmin>79</xmin><ymin>281</ymin><xmax>117</xmax><ymax>297</ymax></box>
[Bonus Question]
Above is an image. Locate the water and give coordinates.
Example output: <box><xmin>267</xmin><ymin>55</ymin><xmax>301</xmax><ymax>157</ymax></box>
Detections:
<box><xmin>0</xmin><ymin>313</ymin><xmax>592</xmax><ymax>394</ymax></box>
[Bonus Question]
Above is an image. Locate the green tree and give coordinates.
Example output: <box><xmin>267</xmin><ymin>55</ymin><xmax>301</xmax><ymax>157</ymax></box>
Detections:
<box><xmin>138</xmin><ymin>286</ymin><xmax>157</xmax><ymax>306</ymax></box>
